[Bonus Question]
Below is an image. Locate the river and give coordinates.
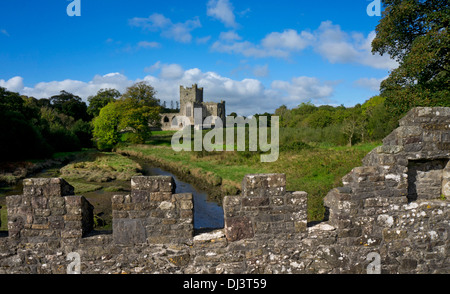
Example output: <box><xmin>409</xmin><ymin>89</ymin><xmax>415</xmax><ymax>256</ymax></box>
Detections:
<box><xmin>0</xmin><ymin>157</ymin><xmax>224</xmax><ymax>231</ymax></box>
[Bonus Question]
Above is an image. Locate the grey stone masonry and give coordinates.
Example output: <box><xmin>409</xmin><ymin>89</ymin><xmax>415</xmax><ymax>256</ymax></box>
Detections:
<box><xmin>324</xmin><ymin>107</ymin><xmax>449</xmax><ymax>255</ymax></box>
<box><xmin>6</xmin><ymin>178</ymin><xmax>93</xmax><ymax>244</ymax></box>
<box><xmin>224</xmin><ymin>174</ymin><xmax>307</xmax><ymax>241</ymax></box>
<box><xmin>112</xmin><ymin>176</ymin><xmax>194</xmax><ymax>245</ymax></box>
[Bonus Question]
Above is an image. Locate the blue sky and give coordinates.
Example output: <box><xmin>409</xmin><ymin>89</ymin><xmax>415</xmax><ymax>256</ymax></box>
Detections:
<box><xmin>0</xmin><ymin>0</ymin><xmax>396</xmax><ymax>116</ymax></box>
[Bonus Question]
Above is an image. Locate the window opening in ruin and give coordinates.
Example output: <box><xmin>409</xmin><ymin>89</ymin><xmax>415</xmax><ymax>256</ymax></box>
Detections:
<box><xmin>163</xmin><ymin>116</ymin><xmax>170</xmax><ymax>123</ymax></box>
<box><xmin>407</xmin><ymin>159</ymin><xmax>449</xmax><ymax>202</ymax></box>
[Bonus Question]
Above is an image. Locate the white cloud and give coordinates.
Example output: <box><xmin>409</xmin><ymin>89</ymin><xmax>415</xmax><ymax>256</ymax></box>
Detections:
<box><xmin>207</xmin><ymin>0</ymin><xmax>238</xmax><ymax>28</ymax></box>
<box><xmin>314</xmin><ymin>21</ymin><xmax>398</xmax><ymax>70</ymax></box>
<box><xmin>196</xmin><ymin>36</ymin><xmax>211</xmax><ymax>44</ymax></box>
<box><xmin>253</xmin><ymin>64</ymin><xmax>269</xmax><ymax>77</ymax></box>
<box><xmin>219</xmin><ymin>30</ymin><xmax>242</xmax><ymax>41</ymax></box>
<box><xmin>5</xmin><ymin>67</ymin><xmax>336</xmax><ymax>116</ymax></box>
<box><xmin>0</xmin><ymin>76</ymin><xmax>24</xmax><ymax>92</ymax></box>
<box><xmin>354</xmin><ymin>76</ymin><xmax>388</xmax><ymax>91</ymax></box>
<box><xmin>129</xmin><ymin>13</ymin><xmax>201</xmax><ymax>43</ymax></box>
<box><xmin>1</xmin><ymin>29</ymin><xmax>9</xmax><ymax>37</ymax></box>
<box><xmin>14</xmin><ymin>73</ymin><xmax>134</xmax><ymax>100</ymax></box>
<box><xmin>262</xmin><ymin>29</ymin><xmax>314</xmax><ymax>51</ymax></box>
<box><xmin>210</xmin><ymin>20</ymin><xmax>397</xmax><ymax>70</ymax></box>
<box><xmin>271</xmin><ymin>76</ymin><xmax>335</xmax><ymax>104</ymax></box>
<box><xmin>212</xmin><ymin>28</ymin><xmax>314</xmax><ymax>59</ymax></box>
<box><xmin>159</xmin><ymin>64</ymin><xmax>185</xmax><ymax>80</ymax></box>
<box><xmin>137</xmin><ymin>41</ymin><xmax>161</xmax><ymax>49</ymax></box>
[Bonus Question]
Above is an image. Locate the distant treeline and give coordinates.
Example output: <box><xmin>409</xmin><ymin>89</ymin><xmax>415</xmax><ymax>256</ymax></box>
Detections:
<box><xmin>0</xmin><ymin>87</ymin><xmax>93</xmax><ymax>161</ymax></box>
<box><xmin>269</xmin><ymin>96</ymin><xmax>398</xmax><ymax>147</ymax></box>
<box><xmin>0</xmin><ymin>82</ymin><xmax>164</xmax><ymax>162</ymax></box>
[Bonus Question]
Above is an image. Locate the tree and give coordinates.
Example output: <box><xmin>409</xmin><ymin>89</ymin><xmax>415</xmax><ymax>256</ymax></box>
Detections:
<box><xmin>372</xmin><ymin>0</ymin><xmax>450</xmax><ymax>116</ymax></box>
<box><xmin>92</xmin><ymin>82</ymin><xmax>162</xmax><ymax>150</ymax></box>
<box><xmin>0</xmin><ymin>87</ymin><xmax>52</xmax><ymax>161</ymax></box>
<box><xmin>121</xmin><ymin>81</ymin><xmax>160</xmax><ymax>107</ymax></box>
<box><xmin>50</xmin><ymin>90</ymin><xmax>90</xmax><ymax>121</ymax></box>
<box><xmin>341</xmin><ymin>106</ymin><xmax>364</xmax><ymax>147</ymax></box>
<box><xmin>92</xmin><ymin>102</ymin><xmax>121</xmax><ymax>151</ymax></box>
<box><xmin>87</xmin><ymin>88</ymin><xmax>121</xmax><ymax>117</ymax></box>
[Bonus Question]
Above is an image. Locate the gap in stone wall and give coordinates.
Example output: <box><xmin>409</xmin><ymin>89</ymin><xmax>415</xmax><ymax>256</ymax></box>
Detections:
<box><xmin>407</xmin><ymin>158</ymin><xmax>449</xmax><ymax>202</ymax></box>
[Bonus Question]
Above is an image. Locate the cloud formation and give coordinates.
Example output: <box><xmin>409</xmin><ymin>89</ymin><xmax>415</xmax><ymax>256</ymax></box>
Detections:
<box><xmin>0</xmin><ymin>76</ymin><xmax>24</xmax><ymax>92</ymax></box>
<box><xmin>211</xmin><ymin>29</ymin><xmax>314</xmax><ymax>58</ymax></box>
<box><xmin>211</xmin><ymin>21</ymin><xmax>398</xmax><ymax>70</ymax></box>
<box><xmin>354</xmin><ymin>76</ymin><xmax>388</xmax><ymax>91</ymax></box>
<box><xmin>137</xmin><ymin>41</ymin><xmax>161</xmax><ymax>49</ymax></box>
<box><xmin>129</xmin><ymin>13</ymin><xmax>201</xmax><ymax>43</ymax></box>
<box><xmin>314</xmin><ymin>21</ymin><xmax>398</xmax><ymax>70</ymax></box>
<box><xmin>2</xmin><ymin>66</ymin><xmax>336</xmax><ymax>116</ymax></box>
<box><xmin>207</xmin><ymin>0</ymin><xmax>238</xmax><ymax>28</ymax></box>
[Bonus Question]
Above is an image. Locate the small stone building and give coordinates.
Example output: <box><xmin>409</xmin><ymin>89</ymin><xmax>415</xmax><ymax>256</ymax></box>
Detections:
<box><xmin>160</xmin><ymin>84</ymin><xmax>226</xmax><ymax>130</ymax></box>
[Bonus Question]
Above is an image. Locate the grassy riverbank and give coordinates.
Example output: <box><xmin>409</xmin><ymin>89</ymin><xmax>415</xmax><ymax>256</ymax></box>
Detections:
<box><xmin>117</xmin><ymin>130</ymin><xmax>381</xmax><ymax>222</ymax></box>
<box><xmin>0</xmin><ymin>150</ymin><xmax>142</xmax><ymax>231</ymax></box>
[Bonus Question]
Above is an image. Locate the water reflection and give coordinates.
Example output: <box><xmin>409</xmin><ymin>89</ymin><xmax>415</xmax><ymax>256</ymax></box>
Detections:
<box><xmin>141</xmin><ymin>164</ymin><xmax>224</xmax><ymax>230</ymax></box>
<box><xmin>0</xmin><ymin>161</ymin><xmax>225</xmax><ymax>231</ymax></box>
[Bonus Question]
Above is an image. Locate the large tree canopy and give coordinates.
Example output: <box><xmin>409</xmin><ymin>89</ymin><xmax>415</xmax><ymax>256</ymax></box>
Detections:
<box><xmin>372</xmin><ymin>0</ymin><xmax>450</xmax><ymax>116</ymax></box>
<box><xmin>50</xmin><ymin>90</ymin><xmax>90</xmax><ymax>121</ymax></box>
<box><xmin>87</xmin><ymin>88</ymin><xmax>121</xmax><ymax>117</ymax></box>
<box><xmin>92</xmin><ymin>82</ymin><xmax>162</xmax><ymax>150</ymax></box>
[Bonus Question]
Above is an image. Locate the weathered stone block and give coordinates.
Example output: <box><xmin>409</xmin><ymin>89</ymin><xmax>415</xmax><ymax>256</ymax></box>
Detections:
<box><xmin>242</xmin><ymin>174</ymin><xmax>286</xmax><ymax>196</ymax></box>
<box><xmin>242</xmin><ymin>196</ymin><xmax>269</xmax><ymax>207</ymax></box>
<box><xmin>224</xmin><ymin>216</ymin><xmax>254</xmax><ymax>242</ymax></box>
<box><xmin>131</xmin><ymin>176</ymin><xmax>176</xmax><ymax>193</ymax></box>
<box><xmin>23</xmin><ymin>178</ymin><xmax>74</xmax><ymax>197</ymax></box>
<box><xmin>149</xmin><ymin>192</ymin><xmax>172</xmax><ymax>202</ymax></box>
<box><xmin>113</xmin><ymin>218</ymin><xmax>147</xmax><ymax>245</ymax></box>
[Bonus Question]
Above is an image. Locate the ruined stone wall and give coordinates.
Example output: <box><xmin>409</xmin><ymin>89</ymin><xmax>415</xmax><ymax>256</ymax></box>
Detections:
<box><xmin>0</xmin><ymin>107</ymin><xmax>448</xmax><ymax>274</ymax></box>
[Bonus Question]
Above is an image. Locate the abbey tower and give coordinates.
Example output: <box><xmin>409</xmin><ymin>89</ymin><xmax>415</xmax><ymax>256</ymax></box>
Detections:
<box><xmin>160</xmin><ymin>84</ymin><xmax>226</xmax><ymax>130</ymax></box>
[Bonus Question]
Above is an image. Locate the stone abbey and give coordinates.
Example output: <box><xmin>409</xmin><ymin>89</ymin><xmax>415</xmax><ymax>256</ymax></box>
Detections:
<box><xmin>159</xmin><ymin>84</ymin><xmax>226</xmax><ymax>131</ymax></box>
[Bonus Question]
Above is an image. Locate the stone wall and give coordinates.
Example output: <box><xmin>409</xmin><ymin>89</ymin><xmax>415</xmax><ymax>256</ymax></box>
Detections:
<box><xmin>112</xmin><ymin>176</ymin><xmax>193</xmax><ymax>245</ymax></box>
<box><xmin>0</xmin><ymin>107</ymin><xmax>448</xmax><ymax>274</ymax></box>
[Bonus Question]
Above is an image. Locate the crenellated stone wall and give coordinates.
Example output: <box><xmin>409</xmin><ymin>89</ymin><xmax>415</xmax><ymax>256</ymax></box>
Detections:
<box><xmin>112</xmin><ymin>176</ymin><xmax>193</xmax><ymax>245</ymax></box>
<box><xmin>0</xmin><ymin>107</ymin><xmax>448</xmax><ymax>274</ymax></box>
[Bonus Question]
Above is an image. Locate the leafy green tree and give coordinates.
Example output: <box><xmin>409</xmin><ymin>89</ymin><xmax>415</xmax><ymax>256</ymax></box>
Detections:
<box><xmin>121</xmin><ymin>81</ymin><xmax>160</xmax><ymax>107</ymax></box>
<box><xmin>92</xmin><ymin>102</ymin><xmax>121</xmax><ymax>151</ymax></box>
<box><xmin>87</xmin><ymin>88</ymin><xmax>121</xmax><ymax>117</ymax></box>
<box><xmin>305</xmin><ymin>109</ymin><xmax>333</xmax><ymax>128</ymax></box>
<box><xmin>372</xmin><ymin>0</ymin><xmax>450</xmax><ymax>116</ymax></box>
<box><xmin>50</xmin><ymin>90</ymin><xmax>90</xmax><ymax>121</ymax></box>
<box><xmin>92</xmin><ymin>82</ymin><xmax>162</xmax><ymax>150</ymax></box>
<box><xmin>0</xmin><ymin>87</ymin><xmax>52</xmax><ymax>161</ymax></box>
